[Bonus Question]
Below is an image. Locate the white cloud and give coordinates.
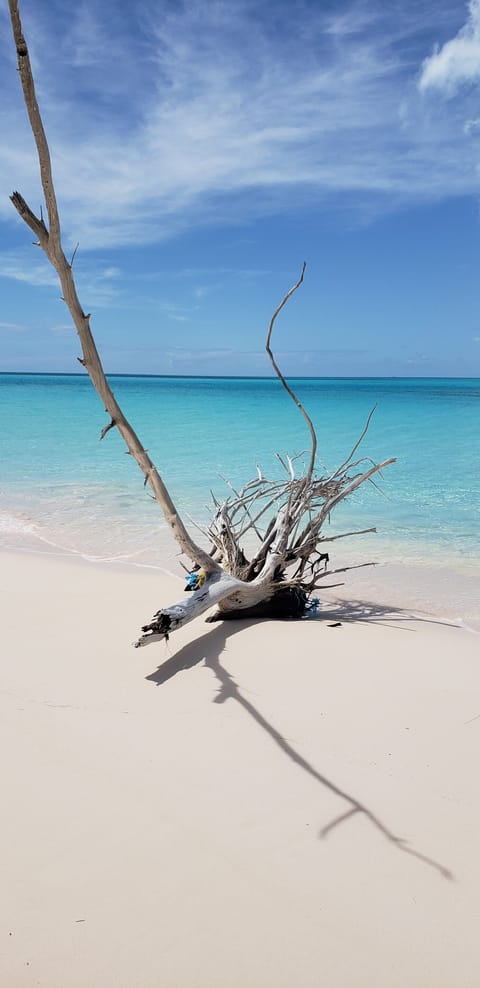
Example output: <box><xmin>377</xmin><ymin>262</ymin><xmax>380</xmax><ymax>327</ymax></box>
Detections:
<box><xmin>157</xmin><ymin>303</ymin><xmax>191</xmax><ymax>323</ymax></box>
<box><xmin>0</xmin><ymin>320</ymin><xmax>28</xmax><ymax>332</ymax></box>
<box><xmin>75</xmin><ymin>264</ymin><xmax>125</xmax><ymax>308</ymax></box>
<box><xmin>464</xmin><ymin>116</ymin><xmax>480</xmax><ymax>132</ymax></box>
<box><xmin>0</xmin><ymin>251</ymin><xmax>58</xmax><ymax>288</ymax></box>
<box><xmin>101</xmin><ymin>267</ymin><xmax>122</xmax><ymax>279</ymax></box>
<box><xmin>1</xmin><ymin>1</ymin><xmax>480</xmax><ymax>250</ymax></box>
<box><xmin>419</xmin><ymin>0</ymin><xmax>480</xmax><ymax>93</ymax></box>
<box><xmin>0</xmin><ymin>247</ymin><xmax>123</xmax><ymax>309</ymax></box>
<box><xmin>49</xmin><ymin>323</ymin><xmax>74</xmax><ymax>336</ymax></box>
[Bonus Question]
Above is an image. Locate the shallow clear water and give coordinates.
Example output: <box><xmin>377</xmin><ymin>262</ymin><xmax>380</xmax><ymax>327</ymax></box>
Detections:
<box><xmin>1</xmin><ymin>373</ymin><xmax>479</xmax><ymax>618</ymax></box>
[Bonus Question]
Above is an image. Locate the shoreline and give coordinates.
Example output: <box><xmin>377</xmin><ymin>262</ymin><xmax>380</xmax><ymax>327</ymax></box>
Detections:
<box><xmin>1</xmin><ymin>534</ymin><xmax>479</xmax><ymax>631</ymax></box>
<box><xmin>2</xmin><ymin>548</ymin><xmax>480</xmax><ymax>987</ymax></box>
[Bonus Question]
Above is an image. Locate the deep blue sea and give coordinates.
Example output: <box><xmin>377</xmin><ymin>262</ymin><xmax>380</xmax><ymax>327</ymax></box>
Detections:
<box><xmin>1</xmin><ymin>373</ymin><xmax>479</xmax><ymax>619</ymax></box>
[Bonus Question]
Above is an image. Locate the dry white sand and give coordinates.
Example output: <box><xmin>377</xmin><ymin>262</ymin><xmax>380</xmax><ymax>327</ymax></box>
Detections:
<box><xmin>1</xmin><ymin>549</ymin><xmax>480</xmax><ymax>988</ymax></box>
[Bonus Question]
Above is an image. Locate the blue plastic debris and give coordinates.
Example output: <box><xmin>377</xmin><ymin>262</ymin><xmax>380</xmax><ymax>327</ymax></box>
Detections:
<box><xmin>184</xmin><ymin>569</ymin><xmax>206</xmax><ymax>592</ymax></box>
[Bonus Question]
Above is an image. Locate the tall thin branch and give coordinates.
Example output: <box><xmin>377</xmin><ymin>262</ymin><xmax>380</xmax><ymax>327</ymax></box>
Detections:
<box><xmin>8</xmin><ymin>0</ymin><xmax>219</xmax><ymax>575</ymax></box>
<box><xmin>265</xmin><ymin>262</ymin><xmax>318</xmax><ymax>484</ymax></box>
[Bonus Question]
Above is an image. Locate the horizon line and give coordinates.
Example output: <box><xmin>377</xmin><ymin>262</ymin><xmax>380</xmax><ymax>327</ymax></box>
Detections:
<box><xmin>1</xmin><ymin>372</ymin><xmax>479</xmax><ymax>382</ymax></box>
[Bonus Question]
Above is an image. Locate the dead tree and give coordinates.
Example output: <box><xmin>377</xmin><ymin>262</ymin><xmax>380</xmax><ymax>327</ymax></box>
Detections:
<box><xmin>8</xmin><ymin>0</ymin><xmax>395</xmax><ymax>647</ymax></box>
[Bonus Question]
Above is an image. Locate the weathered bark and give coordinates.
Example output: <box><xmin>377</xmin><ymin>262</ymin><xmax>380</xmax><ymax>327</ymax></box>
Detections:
<box><xmin>9</xmin><ymin>0</ymin><xmax>396</xmax><ymax>649</ymax></box>
<box><xmin>135</xmin><ymin>571</ymin><xmax>279</xmax><ymax>647</ymax></box>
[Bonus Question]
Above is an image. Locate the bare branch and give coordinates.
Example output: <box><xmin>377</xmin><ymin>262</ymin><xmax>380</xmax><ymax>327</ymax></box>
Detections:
<box><xmin>8</xmin><ymin>0</ymin><xmax>220</xmax><ymax>576</ymax></box>
<box><xmin>70</xmin><ymin>242</ymin><xmax>80</xmax><ymax>268</ymax></box>
<box><xmin>10</xmin><ymin>190</ymin><xmax>48</xmax><ymax>243</ymax></box>
<box><xmin>99</xmin><ymin>418</ymin><xmax>116</xmax><ymax>441</ymax></box>
<box><xmin>8</xmin><ymin>0</ymin><xmax>60</xmax><ymax>244</ymax></box>
<box><xmin>330</xmin><ymin>404</ymin><xmax>377</xmax><ymax>480</ymax></box>
<box><xmin>265</xmin><ymin>262</ymin><xmax>318</xmax><ymax>484</ymax></box>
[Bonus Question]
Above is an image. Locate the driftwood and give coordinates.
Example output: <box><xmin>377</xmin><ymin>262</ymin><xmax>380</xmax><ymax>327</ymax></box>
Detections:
<box><xmin>8</xmin><ymin>0</ymin><xmax>395</xmax><ymax>647</ymax></box>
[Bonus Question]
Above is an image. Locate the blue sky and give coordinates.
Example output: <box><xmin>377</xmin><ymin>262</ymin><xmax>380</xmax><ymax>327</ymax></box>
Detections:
<box><xmin>1</xmin><ymin>0</ymin><xmax>480</xmax><ymax>376</ymax></box>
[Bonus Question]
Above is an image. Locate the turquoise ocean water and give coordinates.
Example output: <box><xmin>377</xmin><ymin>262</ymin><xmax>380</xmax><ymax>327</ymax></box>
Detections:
<box><xmin>1</xmin><ymin>374</ymin><xmax>479</xmax><ymax>619</ymax></box>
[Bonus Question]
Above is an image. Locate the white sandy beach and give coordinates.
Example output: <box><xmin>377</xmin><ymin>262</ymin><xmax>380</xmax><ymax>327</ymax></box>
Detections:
<box><xmin>1</xmin><ymin>548</ymin><xmax>480</xmax><ymax>988</ymax></box>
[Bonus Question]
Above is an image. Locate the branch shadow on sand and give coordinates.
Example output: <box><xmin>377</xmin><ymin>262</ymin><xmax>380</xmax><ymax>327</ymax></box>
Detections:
<box><xmin>146</xmin><ymin>609</ymin><xmax>453</xmax><ymax>881</ymax></box>
<box><xmin>310</xmin><ymin>595</ymin><xmax>466</xmax><ymax>631</ymax></box>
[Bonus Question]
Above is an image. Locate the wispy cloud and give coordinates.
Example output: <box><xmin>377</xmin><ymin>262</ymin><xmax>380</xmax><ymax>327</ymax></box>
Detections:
<box><xmin>0</xmin><ymin>246</ymin><xmax>123</xmax><ymax>308</ymax></box>
<box><xmin>49</xmin><ymin>323</ymin><xmax>75</xmax><ymax>336</ymax></box>
<box><xmin>0</xmin><ymin>251</ymin><xmax>58</xmax><ymax>288</ymax></box>
<box><xmin>0</xmin><ymin>320</ymin><xmax>28</xmax><ymax>332</ymax></box>
<box><xmin>103</xmin><ymin>345</ymin><xmax>369</xmax><ymax>367</ymax></box>
<box><xmin>1</xmin><ymin>1</ymin><xmax>478</xmax><ymax>250</ymax></box>
<box><xmin>75</xmin><ymin>263</ymin><xmax>125</xmax><ymax>308</ymax></box>
<box><xmin>157</xmin><ymin>303</ymin><xmax>192</xmax><ymax>324</ymax></box>
<box><xmin>419</xmin><ymin>0</ymin><xmax>480</xmax><ymax>93</ymax></box>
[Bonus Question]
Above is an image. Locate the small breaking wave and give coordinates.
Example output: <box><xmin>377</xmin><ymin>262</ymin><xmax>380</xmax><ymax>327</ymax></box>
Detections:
<box><xmin>0</xmin><ymin>509</ymin><xmax>37</xmax><ymax>536</ymax></box>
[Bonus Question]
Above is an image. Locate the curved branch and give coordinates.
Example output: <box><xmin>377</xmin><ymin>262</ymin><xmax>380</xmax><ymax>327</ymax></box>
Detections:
<box><xmin>265</xmin><ymin>262</ymin><xmax>318</xmax><ymax>484</ymax></box>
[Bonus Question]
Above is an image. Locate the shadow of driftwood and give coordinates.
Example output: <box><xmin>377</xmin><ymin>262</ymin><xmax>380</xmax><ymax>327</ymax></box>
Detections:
<box><xmin>146</xmin><ymin>617</ymin><xmax>453</xmax><ymax>881</ymax></box>
<box><xmin>310</xmin><ymin>596</ymin><xmax>463</xmax><ymax>631</ymax></box>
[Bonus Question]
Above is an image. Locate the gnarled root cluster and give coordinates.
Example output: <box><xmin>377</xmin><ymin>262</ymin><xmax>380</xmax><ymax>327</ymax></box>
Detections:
<box><xmin>135</xmin><ymin>441</ymin><xmax>394</xmax><ymax>646</ymax></box>
<box><xmin>135</xmin><ymin>264</ymin><xmax>394</xmax><ymax>648</ymax></box>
